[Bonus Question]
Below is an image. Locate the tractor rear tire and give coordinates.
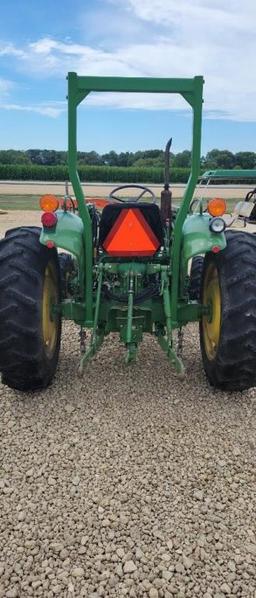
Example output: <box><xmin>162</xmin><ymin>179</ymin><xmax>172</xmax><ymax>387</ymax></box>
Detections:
<box><xmin>200</xmin><ymin>230</ymin><xmax>256</xmax><ymax>391</ymax></box>
<box><xmin>5</xmin><ymin>226</ymin><xmax>41</xmax><ymax>239</ymax></box>
<box><xmin>189</xmin><ymin>255</ymin><xmax>204</xmax><ymax>300</ymax></box>
<box><xmin>0</xmin><ymin>227</ymin><xmax>61</xmax><ymax>391</ymax></box>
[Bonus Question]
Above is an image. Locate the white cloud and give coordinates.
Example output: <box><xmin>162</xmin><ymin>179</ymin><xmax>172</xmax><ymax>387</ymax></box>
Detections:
<box><xmin>0</xmin><ymin>102</ymin><xmax>64</xmax><ymax>118</ymax></box>
<box><xmin>0</xmin><ymin>43</ymin><xmax>26</xmax><ymax>58</ymax></box>
<box><xmin>86</xmin><ymin>91</ymin><xmax>186</xmax><ymax>111</ymax></box>
<box><xmin>0</xmin><ymin>0</ymin><xmax>256</xmax><ymax>120</ymax></box>
<box><xmin>124</xmin><ymin>0</ymin><xmax>252</xmax><ymax>33</ymax></box>
<box><xmin>0</xmin><ymin>77</ymin><xmax>14</xmax><ymax>97</ymax></box>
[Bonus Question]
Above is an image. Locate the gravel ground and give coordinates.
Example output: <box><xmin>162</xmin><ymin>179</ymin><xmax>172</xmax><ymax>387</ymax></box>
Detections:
<box><xmin>0</xmin><ymin>211</ymin><xmax>41</xmax><ymax>238</ymax></box>
<box><xmin>0</xmin><ymin>213</ymin><xmax>256</xmax><ymax>598</ymax></box>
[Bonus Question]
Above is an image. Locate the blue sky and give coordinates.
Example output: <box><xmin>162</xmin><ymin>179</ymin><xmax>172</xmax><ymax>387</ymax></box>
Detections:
<box><xmin>1</xmin><ymin>0</ymin><xmax>256</xmax><ymax>155</ymax></box>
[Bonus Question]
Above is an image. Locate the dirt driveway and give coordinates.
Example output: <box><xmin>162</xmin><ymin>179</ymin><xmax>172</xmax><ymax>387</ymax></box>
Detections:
<box><xmin>0</xmin><ymin>211</ymin><xmax>40</xmax><ymax>238</ymax></box>
<box><xmin>0</xmin><ymin>180</ymin><xmax>252</xmax><ymax>200</ymax></box>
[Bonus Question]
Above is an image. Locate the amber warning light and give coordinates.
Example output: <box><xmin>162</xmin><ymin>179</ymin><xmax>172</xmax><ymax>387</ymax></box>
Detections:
<box><xmin>207</xmin><ymin>198</ymin><xmax>226</xmax><ymax>217</ymax></box>
<box><xmin>40</xmin><ymin>194</ymin><xmax>59</xmax><ymax>212</ymax></box>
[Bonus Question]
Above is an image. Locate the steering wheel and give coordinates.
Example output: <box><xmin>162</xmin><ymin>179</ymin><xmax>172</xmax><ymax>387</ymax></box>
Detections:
<box><xmin>109</xmin><ymin>184</ymin><xmax>156</xmax><ymax>203</ymax></box>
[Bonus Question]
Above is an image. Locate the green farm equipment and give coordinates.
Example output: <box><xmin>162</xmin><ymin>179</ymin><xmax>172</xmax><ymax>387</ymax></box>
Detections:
<box><xmin>199</xmin><ymin>168</ymin><xmax>256</xmax><ymax>227</ymax></box>
<box><xmin>189</xmin><ymin>169</ymin><xmax>256</xmax><ymax>299</ymax></box>
<box><xmin>1</xmin><ymin>73</ymin><xmax>256</xmax><ymax>392</ymax></box>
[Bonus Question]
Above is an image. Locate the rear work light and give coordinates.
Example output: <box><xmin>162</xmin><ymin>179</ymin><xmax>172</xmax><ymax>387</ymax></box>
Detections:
<box><xmin>41</xmin><ymin>212</ymin><xmax>57</xmax><ymax>228</ymax></box>
<box><xmin>209</xmin><ymin>217</ymin><xmax>226</xmax><ymax>233</ymax></box>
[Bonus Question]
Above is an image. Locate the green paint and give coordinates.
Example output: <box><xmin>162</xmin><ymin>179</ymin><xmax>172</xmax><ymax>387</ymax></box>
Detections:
<box><xmin>67</xmin><ymin>72</ymin><xmax>204</xmax><ymax>330</ymax></box>
<box><xmin>170</xmin><ymin>76</ymin><xmax>204</xmax><ymax>324</ymax></box>
<box><xmin>182</xmin><ymin>214</ymin><xmax>226</xmax><ymax>264</ymax></box>
<box><xmin>201</xmin><ymin>169</ymin><xmax>256</xmax><ymax>180</ymax></box>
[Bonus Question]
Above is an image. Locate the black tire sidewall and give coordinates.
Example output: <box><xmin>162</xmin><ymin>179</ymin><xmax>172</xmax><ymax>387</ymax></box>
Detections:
<box><xmin>0</xmin><ymin>228</ymin><xmax>61</xmax><ymax>390</ymax></box>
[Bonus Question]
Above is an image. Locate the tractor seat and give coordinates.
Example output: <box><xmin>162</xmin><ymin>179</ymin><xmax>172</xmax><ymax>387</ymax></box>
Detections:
<box><xmin>99</xmin><ymin>202</ymin><xmax>164</xmax><ymax>257</ymax></box>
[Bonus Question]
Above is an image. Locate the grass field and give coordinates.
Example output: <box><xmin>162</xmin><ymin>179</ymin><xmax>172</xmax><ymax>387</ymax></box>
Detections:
<box><xmin>0</xmin><ymin>194</ymin><xmax>240</xmax><ymax>212</ymax></box>
<box><xmin>0</xmin><ymin>194</ymin><xmax>57</xmax><ymax>210</ymax></box>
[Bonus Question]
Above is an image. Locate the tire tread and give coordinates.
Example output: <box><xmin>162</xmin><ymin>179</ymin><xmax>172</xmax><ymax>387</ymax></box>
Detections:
<box><xmin>200</xmin><ymin>230</ymin><xmax>256</xmax><ymax>390</ymax></box>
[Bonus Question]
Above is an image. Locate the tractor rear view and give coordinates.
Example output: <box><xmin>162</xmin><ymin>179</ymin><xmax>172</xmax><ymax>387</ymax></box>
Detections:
<box><xmin>1</xmin><ymin>73</ymin><xmax>256</xmax><ymax>392</ymax></box>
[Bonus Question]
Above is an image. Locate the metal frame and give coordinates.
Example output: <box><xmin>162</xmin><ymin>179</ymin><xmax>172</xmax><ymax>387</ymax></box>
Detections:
<box><xmin>67</xmin><ymin>72</ymin><xmax>204</xmax><ymax>325</ymax></box>
<box><xmin>201</xmin><ymin>169</ymin><xmax>256</xmax><ymax>181</ymax></box>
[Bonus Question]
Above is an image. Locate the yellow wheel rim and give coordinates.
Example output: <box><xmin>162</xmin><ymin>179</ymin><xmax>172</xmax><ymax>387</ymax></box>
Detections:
<box><xmin>202</xmin><ymin>263</ymin><xmax>221</xmax><ymax>360</ymax></box>
<box><xmin>42</xmin><ymin>263</ymin><xmax>58</xmax><ymax>357</ymax></box>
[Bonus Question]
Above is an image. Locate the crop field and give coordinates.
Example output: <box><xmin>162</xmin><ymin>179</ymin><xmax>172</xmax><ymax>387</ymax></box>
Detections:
<box><xmin>0</xmin><ymin>190</ymin><xmax>256</xmax><ymax>598</ymax></box>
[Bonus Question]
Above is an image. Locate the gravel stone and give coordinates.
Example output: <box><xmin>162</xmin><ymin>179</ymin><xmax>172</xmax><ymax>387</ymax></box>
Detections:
<box><xmin>161</xmin><ymin>553</ymin><xmax>171</xmax><ymax>562</ymax></box>
<box><xmin>194</xmin><ymin>489</ymin><xmax>204</xmax><ymax>500</ymax></box>
<box><xmin>65</xmin><ymin>403</ymin><xmax>75</xmax><ymax>414</ymax></box>
<box><xmin>162</xmin><ymin>570</ymin><xmax>173</xmax><ymax>581</ymax></box>
<box><xmin>175</xmin><ymin>562</ymin><xmax>185</xmax><ymax>574</ymax></box>
<box><xmin>59</xmin><ymin>549</ymin><xmax>69</xmax><ymax>560</ymax></box>
<box><xmin>31</xmin><ymin>581</ymin><xmax>42</xmax><ymax>589</ymax></box>
<box><xmin>48</xmin><ymin>476</ymin><xmax>56</xmax><ymax>486</ymax></box>
<box><xmin>115</xmin><ymin>563</ymin><xmax>123</xmax><ymax>577</ymax></box>
<box><xmin>123</xmin><ymin>560</ymin><xmax>137</xmax><ymax>573</ymax></box>
<box><xmin>183</xmin><ymin>555</ymin><xmax>194</xmax><ymax>569</ymax></box>
<box><xmin>246</xmin><ymin>543</ymin><xmax>256</xmax><ymax>556</ymax></box>
<box><xmin>52</xmin><ymin>585</ymin><xmax>62</xmax><ymax>594</ymax></box>
<box><xmin>220</xmin><ymin>583</ymin><xmax>231</xmax><ymax>594</ymax></box>
<box><xmin>72</xmin><ymin>567</ymin><xmax>84</xmax><ymax>577</ymax></box>
<box><xmin>228</xmin><ymin>560</ymin><xmax>236</xmax><ymax>572</ymax></box>
<box><xmin>17</xmin><ymin>511</ymin><xmax>25</xmax><ymax>521</ymax></box>
<box><xmin>72</xmin><ymin>475</ymin><xmax>80</xmax><ymax>486</ymax></box>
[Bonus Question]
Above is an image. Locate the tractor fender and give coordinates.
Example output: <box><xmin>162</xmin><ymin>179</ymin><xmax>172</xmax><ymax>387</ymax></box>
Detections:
<box><xmin>181</xmin><ymin>214</ymin><xmax>226</xmax><ymax>265</ymax></box>
<box><xmin>40</xmin><ymin>211</ymin><xmax>85</xmax><ymax>271</ymax></box>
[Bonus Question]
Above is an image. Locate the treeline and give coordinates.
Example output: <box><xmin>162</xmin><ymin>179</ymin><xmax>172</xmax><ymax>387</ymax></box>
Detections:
<box><xmin>0</xmin><ymin>148</ymin><xmax>256</xmax><ymax>170</ymax></box>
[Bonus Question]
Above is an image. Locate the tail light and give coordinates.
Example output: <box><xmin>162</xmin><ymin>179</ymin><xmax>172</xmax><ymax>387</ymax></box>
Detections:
<box><xmin>41</xmin><ymin>212</ymin><xmax>57</xmax><ymax>228</ymax></box>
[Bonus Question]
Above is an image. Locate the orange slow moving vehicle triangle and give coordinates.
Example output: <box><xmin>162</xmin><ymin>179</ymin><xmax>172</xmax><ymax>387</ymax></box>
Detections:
<box><xmin>103</xmin><ymin>208</ymin><xmax>160</xmax><ymax>256</ymax></box>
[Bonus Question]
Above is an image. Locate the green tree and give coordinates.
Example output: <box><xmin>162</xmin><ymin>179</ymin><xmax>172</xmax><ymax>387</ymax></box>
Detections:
<box><xmin>204</xmin><ymin>149</ymin><xmax>235</xmax><ymax>169</ymax></box>
<box><xmin>0</xmin><ymin>150</ymin><xmax>29</xmax><ymax>164</ymax></box>
<box><xmin>102</xmin><ymin>151</ymin><xmax>119</xmax><ymax>166</ymax></box>
<box><xmin>78</xmin><ymin>151</ymin><xmax>103</xmax><ymax>166</ymax></box>
<box><xmin>173</xmin><ymin>150</ymin><xmax>191</xmax><ymax>168</ymax></box>
<box><xmin>234</xmin><ymin>152</ymin><xmax>256</xmax><ymax>169</ymax></box>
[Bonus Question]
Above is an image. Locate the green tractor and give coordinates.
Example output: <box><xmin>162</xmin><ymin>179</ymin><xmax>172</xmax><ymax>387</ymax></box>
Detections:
<box><xmin>1</xmin><ymin>72</ymin><xmax>256</xmax><ymax>392</ymax></box>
